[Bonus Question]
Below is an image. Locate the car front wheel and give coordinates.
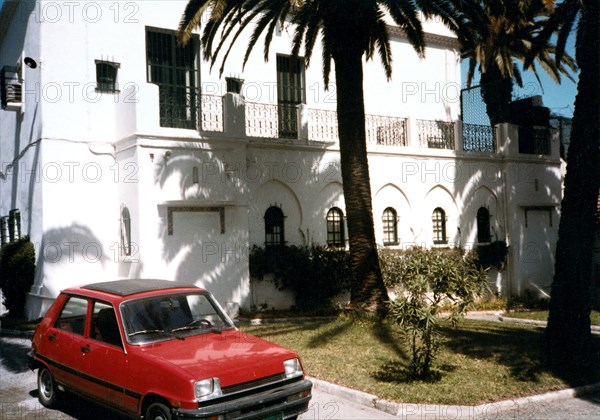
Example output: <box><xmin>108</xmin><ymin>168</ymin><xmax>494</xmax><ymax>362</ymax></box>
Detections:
<box><xmin>145</xmin><ymin>402</ymin><xmax>172</xmax><ymax>420</ymax></box>
<box><xmin>37</xmin><ymin>367</ymin><xmax>59</xmax><ymax>408</ymax></box>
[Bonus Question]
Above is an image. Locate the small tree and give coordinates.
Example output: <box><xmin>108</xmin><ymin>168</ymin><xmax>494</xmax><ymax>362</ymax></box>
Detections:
<box><xmin>380</xmin><ymin>247</ymin><xmax>488</xmax><ymax>379</ymax></box>
<box><xmin>0</xmin><ymin>237</ymin><xmax>36</xmax><ymax>318</ymax></box>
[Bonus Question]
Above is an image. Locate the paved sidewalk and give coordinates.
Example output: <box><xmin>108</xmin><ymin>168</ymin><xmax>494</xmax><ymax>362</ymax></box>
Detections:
<box><xmin>309</xmin><ymin>376</ymin><xmax>600</xmax><ymax>419</ymax></box>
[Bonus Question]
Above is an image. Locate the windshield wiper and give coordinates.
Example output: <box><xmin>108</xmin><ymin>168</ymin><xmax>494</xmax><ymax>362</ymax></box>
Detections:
<box><xmin>172</xmin><ymin>324</ymin><xmax>222</xmax><ymax>334</ymax></box>
<box><xmin>128</xmin><ymin>329</ymin><xmax>165</xmax><ymax>337</ymax></box>
<box><xmin>128</xmin><ymin>329</ymin><xmax>185</xmax><ymax>341</ymax></box>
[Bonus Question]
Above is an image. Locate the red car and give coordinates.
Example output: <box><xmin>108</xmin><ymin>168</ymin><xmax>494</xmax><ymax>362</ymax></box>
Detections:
<box><xmin>29</xmin><ymin>279</ymin><xmax>312</xmax><ymax>419</ymax></box>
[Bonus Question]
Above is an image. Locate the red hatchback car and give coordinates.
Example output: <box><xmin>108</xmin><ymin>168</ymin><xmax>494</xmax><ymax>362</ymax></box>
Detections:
<box><xmin>29</xmin><ymin>279</ymin><xmax>312</xmax><ymax>419</ymax></box>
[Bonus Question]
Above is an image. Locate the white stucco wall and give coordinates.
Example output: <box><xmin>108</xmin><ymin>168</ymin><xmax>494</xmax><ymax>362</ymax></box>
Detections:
<box><xmin>0</xmin><ymin>1</ymin><xmax>562</xmax><ymax>318</ymax></box>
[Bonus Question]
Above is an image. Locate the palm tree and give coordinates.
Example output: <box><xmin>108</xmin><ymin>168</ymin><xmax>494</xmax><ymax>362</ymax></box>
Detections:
<box><xmin>452</xmin><ymin>0</ymin><xmax>576</xmax><ymax>126</ymax></box>
<box><xmin>532</xmin><ymin>0</ymin><xmax>600</xmax><ymax>367</ymax></box>
<box><xmin>177</xmin><ymin>0</ymin><xmax>458</xmax><ymax>315</ymax></box>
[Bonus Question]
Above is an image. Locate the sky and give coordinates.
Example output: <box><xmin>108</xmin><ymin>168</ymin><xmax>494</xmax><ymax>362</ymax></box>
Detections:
<box><xmin>462</xmin><ymin>35</ymin><xmax>579</xmax><ymax>118</ymax></box>
<box><xmin>0</xmin><ymin>0</ymin><xmax>578</xmax><ymax>117</ymax></box>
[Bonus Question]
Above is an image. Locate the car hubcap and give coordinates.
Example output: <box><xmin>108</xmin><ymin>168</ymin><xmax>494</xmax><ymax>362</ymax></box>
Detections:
<box><xmin>41</xmin><ymin>371</ymin><xmax>52</xmax><ymax>398</ymax></box>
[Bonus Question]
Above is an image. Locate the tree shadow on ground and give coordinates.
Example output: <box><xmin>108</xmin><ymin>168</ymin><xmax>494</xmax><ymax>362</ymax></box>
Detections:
<box><xmin>440</xmin><ymin>320</ymin><xmax>600</xmax><ymax>405</ymax></box>
<box><xmin>306</xmin><ymin>319</ymin><xmax>353</xmax><ymax>348</ymax></box>
<box><xmin>0</xmin><ymin>337</ymin><xmax>31</xmax><ymax>374</ymax></box>
<box><xmin>242</xmin><ymin>321</ymin><xmax>326</xmax><ymax>341</ymax></box>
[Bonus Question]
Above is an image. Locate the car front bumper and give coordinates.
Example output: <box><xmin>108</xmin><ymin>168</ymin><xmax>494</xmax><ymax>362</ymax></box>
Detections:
<box><xmin>173</xmin><ymin>378</ymin><xmax>312</xmax><ymax>420</ymax></box>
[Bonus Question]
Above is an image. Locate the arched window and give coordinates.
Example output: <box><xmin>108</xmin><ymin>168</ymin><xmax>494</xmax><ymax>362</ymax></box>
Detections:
<box><xmin>326</xmin><ymin>208</ymin><xmax>345</xmax><ymax>247</ymax></box>
<box><xmin>121</xmin><ymin>206</ymin><xmax>132</xmax><ymax>256</ymax></box>
<box><xmin>382</xmin><ymin>207</ymin><xmax>398</xmax><ymax>245</ymax></box>
<box><xmin>432</xmin><ymin>207</ymin><xmax>447</xmax><ymax>244</ymax></box>
<box><xmin>477</xmin><ymin>207</ymin><xmax>491</xmax><ymax>243</ymax></box>
<box><xmin>264</xmin><ymin>206</ymin><xmax>285</xmax><ymax>247</ymax></box>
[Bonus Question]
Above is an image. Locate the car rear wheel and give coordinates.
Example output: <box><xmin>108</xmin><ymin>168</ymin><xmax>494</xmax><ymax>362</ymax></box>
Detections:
<box><xmin>145</xmin><ymin>402</ymin><xmax>172</xmax><ymax>420</ymax></box>
<box><xmin>37</xmin><ymin>367</ymin><xmax>59</xmax><ymax>408</ymax></box>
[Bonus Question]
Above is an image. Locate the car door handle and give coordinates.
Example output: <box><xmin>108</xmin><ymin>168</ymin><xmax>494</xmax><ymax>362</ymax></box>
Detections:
<box><xmin>80</xmin><ymin>345</ymin><xmax>91</xmax><ymax>353</ymax></box>
<box><xmin>48</xmin><ymin>335</ymin><xmax>57</xmax><ymax>342</ymax></box>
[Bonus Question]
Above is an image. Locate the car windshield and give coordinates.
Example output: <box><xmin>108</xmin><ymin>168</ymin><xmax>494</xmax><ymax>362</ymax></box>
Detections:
<box><xmin>120</xmin><ymin>291</ymin><xmax>235</xmax><ymax>344</ymax></box>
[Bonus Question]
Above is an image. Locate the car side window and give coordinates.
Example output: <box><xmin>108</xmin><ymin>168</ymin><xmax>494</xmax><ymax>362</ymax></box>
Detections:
<box><xmin>55</xmin><ymin>296</ymin><xmax>88</xmax><ymax>335</ymax></box>
<box><xmin>91</xmin><ymin>301</ymin><xmax>123</xmax><ymax>348</ymax></box>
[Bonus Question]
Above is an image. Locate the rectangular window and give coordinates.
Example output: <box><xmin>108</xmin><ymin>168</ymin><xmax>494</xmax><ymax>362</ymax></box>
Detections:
<box><xmin>95</xmin><ymin>60</ymin><xmax>120</xmax><ymax>93</ymax></box>
<box><xmin>146</xmin><ymin>28</ymin><xmax>199</xmax><ymax>129</ymax></box>
<box><xmin>276</xmin><ymin>55</ymin><xmax>305</xmax><ymax>139</ymax></box>
<box><xmin>56</xmin><ymin>297</ymin><xmax>88</xmax><ymax>335</ymax></box>
<box><xmin>91</xmin><ymin>301</ymin><xmax>123</xmax><ymax>348</ymax></box>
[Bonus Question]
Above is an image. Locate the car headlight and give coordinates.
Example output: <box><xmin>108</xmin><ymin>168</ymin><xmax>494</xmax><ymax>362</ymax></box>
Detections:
<box><xmin>284</xmin><ymin>358</ymin><xmax>303</xmax><ymax>379</ymax></box>
<box><xmin>195</xmin><ymin>378</ymin><xmax>222</xmax><ymax>401</ymax></box>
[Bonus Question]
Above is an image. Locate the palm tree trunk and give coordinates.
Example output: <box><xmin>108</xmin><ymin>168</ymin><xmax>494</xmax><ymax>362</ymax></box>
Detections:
<box><xmin>332</xmin><ymin>49</ymin><xmax>388</xmax><ymax>315</ymax></box>
<box><xmin>546</xmin><ymin>1</ymin><xmax>600</xmax><ymax>367</ymax></box>
<box><xmin>480</xmin><ymin>65</ymin><xmax>513</xmax><ymax>126</ymax></box>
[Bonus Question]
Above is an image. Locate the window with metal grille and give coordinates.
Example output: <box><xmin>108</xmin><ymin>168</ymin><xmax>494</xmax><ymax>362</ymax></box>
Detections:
<box><xmin>265</xmin><ymin>206</ymin><xmax>285</xmax><ymax>247</ymax></box>
<box><xmin>146</xmin><ymin>28</ymin><xmax>199</xmax><ymax>129</ymax></box>
<box><xmin>1</xmin><ymin>66</ymin><xmax>22</xmax><ymax>109</ymax></box>
<box><xmin>276</xmin><ymin>55</ymin><xmax>305</xmax><ymax>139</ymax></box>
<box><xmin>95</xmin><ymin>60</ymin><xmax>119</xmax><ymax>93</ymax></box>
<box><xmin>477</xmin><ymin>207</ymin><xmax>491</xmax><ymax>243</ymax></box>
<box><xmin>326</xmin><ymin>208</ymin><xmax>345</xmax><ymax>247</ymax></box>
<box><xmin>432</xmin><ymin>207</ymin><xmax>447</xmax><ymax>244</ymax></box>
<box><xmin>382</xmin><ymin>207</ymin><xmax>398</xmax><ymax>246</ymax></box>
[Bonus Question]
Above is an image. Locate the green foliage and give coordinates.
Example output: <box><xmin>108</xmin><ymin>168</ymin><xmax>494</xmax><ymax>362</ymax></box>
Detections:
<box><xmin>0</xmin><ymin>237</ymin><xmax>36</xmax><ymax>318</ymax></box>
<box><xmin>381</xmin><ymin>247</ymin><xmax>488</xmax><ymax>379</ymax></box>
<box><xmin>249</xmin><ymin>245</ymin><xmax>351</xmax><ymax>312</ymax></box>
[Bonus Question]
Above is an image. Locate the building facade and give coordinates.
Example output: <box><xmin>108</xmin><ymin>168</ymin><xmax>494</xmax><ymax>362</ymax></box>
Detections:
<box><xmin>0</xmin><ymin>1</ymin><xmax>562</xmax><ymax>318</ymax></box>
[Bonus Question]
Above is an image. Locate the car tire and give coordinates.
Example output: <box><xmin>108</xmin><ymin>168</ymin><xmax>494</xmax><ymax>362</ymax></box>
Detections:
<box><xmin>37</xmin><ymin>367</ymin><xmax>59</xmax><ymax>408</ymax></box>
<box><xmin>146</xmin><ymin>402</ymin><xmax>172</xmax><ymax>420</ymax></box>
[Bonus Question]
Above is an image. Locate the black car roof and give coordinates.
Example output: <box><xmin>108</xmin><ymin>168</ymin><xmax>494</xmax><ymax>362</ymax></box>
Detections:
<box><xmin>82</xmin><ymin>279</ymin><xmax>198</xmax><ymax>297</ymax></box>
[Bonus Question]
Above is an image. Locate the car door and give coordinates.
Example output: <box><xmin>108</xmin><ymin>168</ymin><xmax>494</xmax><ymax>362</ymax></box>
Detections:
<box><xmin>44</xmin><ymin>295</ymin><xmax>89</xmax><ymax>391</ymax></box>
<box><xmin>76</xmin><ymin>300</ymin><xmax>128</xmax><ymax>411</ymax></box>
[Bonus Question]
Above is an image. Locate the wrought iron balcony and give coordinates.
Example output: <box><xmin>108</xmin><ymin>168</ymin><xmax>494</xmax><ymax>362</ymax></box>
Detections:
<box><xmin>463</xmin><ymin>123</ymin><xmax>496</xmax><ymax>152</ymax></box>
<box><xmin>417</xmin><ymin>119</ymin><xmax>455</xmax><ymax>150</ymax></box>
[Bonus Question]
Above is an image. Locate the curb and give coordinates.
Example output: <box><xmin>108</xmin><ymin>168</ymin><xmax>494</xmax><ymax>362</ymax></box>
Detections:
<box><xmin>499</xmin><ymin>316</ymin><xmax>600</xmax><ymax>334</ymax></box>
<box><xmin>309</xmin><ymin>376</ymin><xmax>600</xmax><ymax>418</ymax></box>
<box><xmin>240</xmin><ymin>316</ymin><xmax>337</xmax><ymax>326</ymax></box>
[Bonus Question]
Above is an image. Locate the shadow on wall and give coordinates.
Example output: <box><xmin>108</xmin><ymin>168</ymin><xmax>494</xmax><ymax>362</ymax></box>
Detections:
<box><xmin>27</xmin><ymin>224</ymin><xmax>111</xmax><ymax>318</ymax></box>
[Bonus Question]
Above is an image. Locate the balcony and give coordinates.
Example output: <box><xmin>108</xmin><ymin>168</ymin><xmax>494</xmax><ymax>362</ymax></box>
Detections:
<box><xmin>186</xmin><ymin>92</ymin><xmax>555</xmax><ymax>158</ymax></box>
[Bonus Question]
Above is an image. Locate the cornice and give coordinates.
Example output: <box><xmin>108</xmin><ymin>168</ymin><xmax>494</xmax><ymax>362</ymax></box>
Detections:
<box><xmin>387</xmin><ymin>25</ymin><xmax>461</xmax><ymax>50</ymax></box>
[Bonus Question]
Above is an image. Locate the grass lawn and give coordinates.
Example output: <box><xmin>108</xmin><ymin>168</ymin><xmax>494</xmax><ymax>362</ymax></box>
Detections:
<box><xmin>506</xmin><ymin>310</ymin><xmax>600</xmax><ymax>326</ymax></box>
<box><xmin>245</xmin><ymin>317</ymin><xmax>600</xmax><ymax>405</ymax></box>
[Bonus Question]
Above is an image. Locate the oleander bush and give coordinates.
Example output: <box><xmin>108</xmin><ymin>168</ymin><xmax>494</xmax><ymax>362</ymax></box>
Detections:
<box><xmin>380</xmin><ymin>247</ymin><xmax>488</xmax><ymax>379</ymax></box>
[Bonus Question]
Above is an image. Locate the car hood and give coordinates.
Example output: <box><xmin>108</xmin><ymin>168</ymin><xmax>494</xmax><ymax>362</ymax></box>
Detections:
<box><xmin>135</xmin><ymin>329</ymin><xmax>298</xmax><ymax>387</ymax></box>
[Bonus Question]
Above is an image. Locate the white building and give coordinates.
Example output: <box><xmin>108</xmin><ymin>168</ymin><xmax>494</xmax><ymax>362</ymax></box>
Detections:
<box><xmin>0</xmin><ymin>1</ymin><xmax>562</xmax><ymax>319</ymax></box>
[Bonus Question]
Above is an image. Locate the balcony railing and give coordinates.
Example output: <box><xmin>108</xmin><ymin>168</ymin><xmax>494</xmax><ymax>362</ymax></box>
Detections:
<box><xmin>417</xmin><ymin>120</ymin><xmax>455</xmax><ymax>150</ymax></box>
<box><xmin>195</xmin><ymin>94</ymin><xmax>527</xmax><ymax>156</ymax></box>
<box><xmin>200</xmin><ymin>94</ymin><xmax>224</xmax><ymax>132</ymax></box>
<box><xmin>463</xmin><ymin>123</ymin><xmax>495</xmax><ymax>152</ymax></box>
<box><xmin>366</xmin><ymin>115</ymin><xmax>408</xmax><ymax>147</ymax></box>
<box><xmin>308</xmin><ymin>109</ymin><xmax>338</xmax><ymax>143</ymax></box>
<box><xmin>245</xmin><ymin>102</ymin><xmax>280</xmax><ymax>138</ymax></box>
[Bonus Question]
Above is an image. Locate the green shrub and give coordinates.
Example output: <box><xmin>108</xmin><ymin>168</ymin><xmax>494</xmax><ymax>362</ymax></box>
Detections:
<box><xmin>380</xmin><ymin>247</ymin><xmax>488</xmax><ymax>379</ymax></box>
<box><xmin>0</xmin><ymin>237</ymin><xmax>36</xmax><ymax>318</ymax></box>
<box><xmin>249</xmin><ymin>245</ymin><xmax>351</xmax><ymax>312</ymax></box>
